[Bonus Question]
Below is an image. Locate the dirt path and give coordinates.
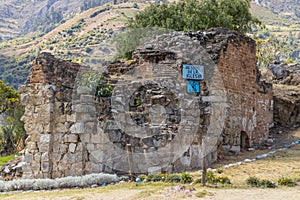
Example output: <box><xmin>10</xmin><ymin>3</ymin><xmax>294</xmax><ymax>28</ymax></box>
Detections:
<box><xmin>1</xmin><ymin>186</ymin><xmax>300</xmax><ymax>200</ymax></box>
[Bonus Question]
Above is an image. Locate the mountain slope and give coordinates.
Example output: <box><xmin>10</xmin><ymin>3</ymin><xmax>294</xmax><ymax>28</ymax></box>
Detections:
<box><xmin>0</xmin><ymin>1</ymin><xmax>147</xmax><ymax>89</ymax></box>
<box><xmin>252</xmin><ymin>0</ymin><xmax>300</xmax><ymax>21</ymax></box>
<box><xmin>0</xmin><ymin>0</ymin><xmax>112</xmax><ymax>40</ymax></box>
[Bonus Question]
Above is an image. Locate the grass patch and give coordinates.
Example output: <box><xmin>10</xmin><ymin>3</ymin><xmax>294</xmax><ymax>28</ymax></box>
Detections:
<box><xmin>222</xmin><ymin>145</ymin><xmax>300</xmax><ymax>185</ymax></box>
<box><xmin>0</xmin><ymin>155</ymin><xmax>15</xmax><ymax>167</ymax></box>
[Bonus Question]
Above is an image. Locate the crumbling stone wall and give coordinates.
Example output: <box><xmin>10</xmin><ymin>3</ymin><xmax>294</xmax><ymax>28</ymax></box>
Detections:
<box><xmin>187</xmin><ymin>29</ymin><xmax>272</xmax><ymax>152</ymax></box>
<box><xmin>20</xmin><ymin>28</ymin><xmax>272</xmax><ymax>179</ymax></box>
<box><xmin>19</xmin><ymin>53</ymin><xmax>83</xmax><ymax>178</ymax></box>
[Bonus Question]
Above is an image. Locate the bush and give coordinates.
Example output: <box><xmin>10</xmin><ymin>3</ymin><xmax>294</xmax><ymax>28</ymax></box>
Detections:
<box><xmin>214</xmin><ymin>175</ymin><xmax>231</xmax><ymax>184</ymax></box>
<box><xmin>260</xmin><ymin>179</ymin><xmax>276</xmax><ymax>188</ymax></box>
<box><xmin>146</xmin><ymin>174</ymin><xmax>162</xmax><ymax>182</ymax></box>
<box><xmin>278</xmin><ymin>177</ymin><xmax>296</xmax><ymax>187</ymax></box>
<box><xmin>246</xmin><ymin>177</ymin><xmax>261</xmax><ymax>187</ymax></box>
<box><xmin>195</xmin><ymin>178</ymin><xmax>202</xmax><ymax>184</ymax></box>
<box><xmin>204</xmin><ymin>171</ymin><xmax>231</xmax><ymax>184</ymax></box>
<box><xmin>206</xmin><ymin>171</ymin><xmax>215</xmax><ymax>183</ymax></box>
<box><xmin>246</xmin><ymin>177</ymin><xmax>276</xmax><ymax>188</ymax></box>
<box><xmin>180</xmin><ymin>172</ymin><xmax>193</xmax><ymax>183</ymax></box>
<box><xmin>164</xmin><ymin>174</ymin><xmax>181</xmax><ymax>183</ymax></box>
<box><xmin>216</xmin><ymin>167</ymin><xmax>224</xmax><ymax>174</ymax></box>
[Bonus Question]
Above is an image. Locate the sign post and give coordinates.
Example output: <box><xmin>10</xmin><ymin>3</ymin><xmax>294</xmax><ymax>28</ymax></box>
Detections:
<box><xmin>182</xmin><ymin>64</ymin><xmax>206</xmax><ymax>185</ymax></box>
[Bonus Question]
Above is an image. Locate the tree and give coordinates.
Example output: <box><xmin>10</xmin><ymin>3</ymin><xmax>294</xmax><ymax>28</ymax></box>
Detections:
<box><xmin>0</xmin><ymin>80</ymin><xmax>26</xmax><ymax>155</ymax></box>
<box><xmin>129</xmin><ymin>0</ymin><xmax>261</xmax><ymax>34</ymax></box>
<box><xmin>0</xmin><ymin>80</ymin><xmax>20</xmax><ymax>115</ymax></box>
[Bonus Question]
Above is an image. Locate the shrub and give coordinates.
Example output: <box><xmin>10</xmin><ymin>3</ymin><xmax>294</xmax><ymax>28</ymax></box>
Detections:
<box><xmin>246</xmin><ymin>177</ymin><xmax>276</xmax><ymax>188</ymax></box>
<box><xmin>195</xmin><ymin>178</ymin><xmax>202</xmax><ymax>184</ymax></box>
<box><xmin>206</xmin><ymin>171</ymin><xmax>215</xmax><ymax>183</ymax></box>
<box><xmin>180</xmin><ymin>172</ymin><xmax>193</xmax><ymax>183</ymax></box>
<box><xmin>164</xmin><ymin>174</ymin><xmax>181</xmax><ymax>183</ymax></box>
<box><xmin>260</xmin><ymin>179</ymin><xmax>276</xmax><ymax>188</ymax></box>
<box><xmin>278</xmin><ymin>177</ymin><xmax>296</xmax><ymax>187</ymax></box>
<box><xmin>216</xmin><ymin>167</ymin><xmax>224</xmax><ymax>174</ymax></box>
<box><xmin>146</xmin><ymin>174</ymin><xmax>162</xmax><ymax>182</ymax></box>
<box><xmin>246</xmin><ymin>177</ymin><xmax>261</xmax><ymax>187</ymax></box>
<box><xmin>214</xmin><ymin>175</ymin><xmax>231</xmax><ymax>184</ymax></box>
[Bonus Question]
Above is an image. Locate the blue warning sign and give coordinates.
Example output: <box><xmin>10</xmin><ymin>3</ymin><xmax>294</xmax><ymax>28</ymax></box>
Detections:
<box><xmin>187</xmin><ymin>80</ymin><xmax>200</xmax><ymax>93</ymax></box>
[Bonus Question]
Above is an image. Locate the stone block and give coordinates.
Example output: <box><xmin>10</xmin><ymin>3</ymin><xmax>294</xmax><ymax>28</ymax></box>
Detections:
<box><xmin>91</xmin><ymin>133</ymin><xmax>102</xmax><ymax>144</ymax></box>
<box><xmin>76</xmin><ymin>143</ymin><xmax>83</xmax><ymax>152</ymax></box>
<box><xmin>67</xmin><ymin>114</ymin><xmax>76</xmax><ymax>122</ymax></box>
<box><xmin>39</xmin><ymin>143</ymin><xmax>50</xmax><ymax>152</ymax></box>
<box><xmin>86</xmin><ymin>143</ymin><xmax>95</xmax><ymax>152</ymax></box>
<box><xmin>41</xmin><ymin>162</ymin><xmax>51</xmax><ymax>172</ymax></box>
<box><xmin>40</xmin><ymin>134</ymin><xmax>51</xmax><ymax>143</ymax></box>
<box><xmin>80</xmin><ymin>95</ymin><xmax>95</xmax><ymax>103</ymax></box>
<box><xmin>71</xmin><ymin>162</ymin><xmax>83</xmax><ymax>171</ymax></box>
<box><xmin>69</xmin><ymin>143</ymin><xmax>77</xmax><ymax>153</ymax></box>
<box><xmin>27</xmin><ymin>142</ymin><xmax>38</xmax><ymax>152</ymax></box>
<box><xmin>24</xmin><ymin>154</ymin><xmax>33</xmax><ymax>163</ymax></box>
<box><xmin>148</xmin><ymin>166</ymin><xmax>162</xmax><ymax>175</ymax></box>
<box><xmin>76</xmin><ymin>86</ymin><xmax>93</xmax><ymax>95</ymax></box>
<box><xmin>64</xmin><ymin>134</ymin><xmax>79</xmax><ymax>143</ymax></box>
<box><xmin>53</xmin><ymin>153</ymin><xmax>62</xmax><ymax>162</ymax></box>
<box><xmin>54</xmin><ymin>122</ymin><xmax>67</xmax><ymax>133</ymax></box>
<box><xmin>41</xmin><ymin>152</ymin><xmax>49</xmax><ymax>162</ymax></box>
<box><xmin>51</xmin><ymin>171</ymin><xmax>62</xmax><ymax>179</ymax></box>
<box><xmin>70</xmin><ymin>122</ymin><xmax>85</xmax><ymax>134</ymax></box>
<box><xmin>89</xmin><ymin>150</ymin><xmax>105</xmax><ymax>163</ymax></box>
<box><xmin>74</xmin><ymin>104</ymin><xmax>96</xmax><ymax>113</ymax></box>
<box><xmin>79</xmin><ymin>133</ymin><xmax>90</xmax><ymax>143</ymax></box>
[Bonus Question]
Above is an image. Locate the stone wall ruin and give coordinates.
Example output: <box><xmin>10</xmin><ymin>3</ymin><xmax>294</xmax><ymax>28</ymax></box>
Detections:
<box><xmin>19</xmin><ymin>28</ymin><xmax>272</xmax><ymax>179</ymax></box>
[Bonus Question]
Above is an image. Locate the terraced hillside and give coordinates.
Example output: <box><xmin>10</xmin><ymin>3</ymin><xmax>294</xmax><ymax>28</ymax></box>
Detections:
<box><xmin>0</xmin><ymin>0</ymin><xmax>114</xmax><ymax>40</ymax></box>
<box><xmin>0</xmin><ymin>1</ymin><xmax>147</xmax><ymax>88</ymax></box>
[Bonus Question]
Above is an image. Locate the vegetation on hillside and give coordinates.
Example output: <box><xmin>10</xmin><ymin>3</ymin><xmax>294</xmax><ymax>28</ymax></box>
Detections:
<box><xmin>255</xmin><ymin>30</ymin><xmax>299</xmax><ymax>68</ymax></box>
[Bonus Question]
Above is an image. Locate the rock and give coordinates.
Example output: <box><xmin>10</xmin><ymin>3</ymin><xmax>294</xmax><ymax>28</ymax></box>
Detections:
<box><xmin>0</xmin><ymin>156</ymin><xmax>23</xmax><ymax>180</ymax></box>
<box><xmin>69</xmin><ymin>143</ymin><xmax>77</xmax><ymax>153</ymax></box>
<box><xmin>148</xmin><ymin>166</ymin><xmax>162</xmax><ymax>174</ymax></box>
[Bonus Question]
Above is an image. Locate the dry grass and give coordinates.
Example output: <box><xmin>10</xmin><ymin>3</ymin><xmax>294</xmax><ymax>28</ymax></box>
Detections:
<box><xmin>223</xmin><ymin>144</ymin><xmax>300</xmax><ymax>185</ymax></box>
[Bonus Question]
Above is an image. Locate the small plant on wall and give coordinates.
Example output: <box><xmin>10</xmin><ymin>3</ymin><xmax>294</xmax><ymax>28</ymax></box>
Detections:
<box><xmin>75</xmin><ymin>71</ymin><xmax>112</xmax><ymax>97</ymax></box>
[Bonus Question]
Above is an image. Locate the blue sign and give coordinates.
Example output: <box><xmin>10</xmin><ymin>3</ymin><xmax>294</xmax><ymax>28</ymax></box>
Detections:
<box><xmin>187</xmin><ymin>80</ymin><xmax>200</xmax><ymax>93</ymax></box>
<box><xmin>182</xmin><ymin>64</ymin><xmax>204</xmax><ymax>80</ymax></box>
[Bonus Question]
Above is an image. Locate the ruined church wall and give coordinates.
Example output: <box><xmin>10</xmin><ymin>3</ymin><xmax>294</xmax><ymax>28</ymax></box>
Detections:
<box><xmin>19</xmin><ymin>29</ymin><xmax>272</xmax><ymax>179</ymax></box>
<box><xmin>217</xmin><ymin>39</ymin><xmax>272</xmax><ymax>151</ymax></box>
